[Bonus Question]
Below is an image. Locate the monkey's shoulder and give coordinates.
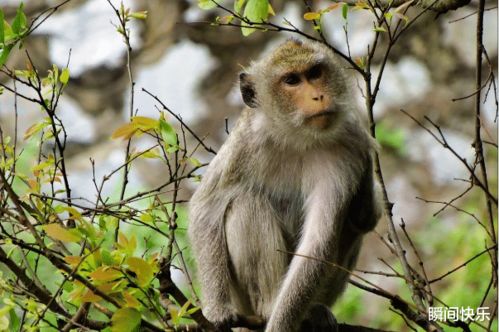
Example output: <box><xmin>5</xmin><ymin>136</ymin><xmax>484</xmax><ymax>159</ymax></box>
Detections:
<box><xmin>197</xmin><ymin>113</ymin><xmax>257</xmax><ymax>190</ymax></box>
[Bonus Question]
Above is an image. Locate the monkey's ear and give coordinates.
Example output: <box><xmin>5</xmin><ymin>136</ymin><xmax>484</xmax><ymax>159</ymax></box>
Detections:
<box><xmin>239</xmin><ymin>72</ymin><xmax>258</xmax><ymax>108</ymax></box>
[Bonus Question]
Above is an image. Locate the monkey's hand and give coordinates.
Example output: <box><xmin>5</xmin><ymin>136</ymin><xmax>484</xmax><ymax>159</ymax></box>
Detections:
<box><xmin>299</xmin><ymin>304</ymin><xmax>339</xmax><ymax>332</ymax></box>
<box><xmin>203</xmin><ymin>305</ymin><xmax>238</xmax><ymax>332</ymax></box>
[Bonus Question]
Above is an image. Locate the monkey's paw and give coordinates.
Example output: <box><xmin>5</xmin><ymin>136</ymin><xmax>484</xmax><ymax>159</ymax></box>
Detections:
<box><xmin>203</xmin><ymin>305</ymin><xmax>238</xmax><ymax>332</ymax></box>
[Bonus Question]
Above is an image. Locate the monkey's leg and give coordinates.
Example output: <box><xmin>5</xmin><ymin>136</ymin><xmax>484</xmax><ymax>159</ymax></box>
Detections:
<box><xmin>299</xmin><ymin>304</ymin><xmax>338</xmax><ymax>332</ymax></box>
<box><xmin>189</xmin><ymin>196</ymin><xmax>238</xmax><ymax>328</ymax></box>
<box><xmin>225</xmin><ymin>193</ymin><xmax>289</xmax><ymax>321</ymax></box>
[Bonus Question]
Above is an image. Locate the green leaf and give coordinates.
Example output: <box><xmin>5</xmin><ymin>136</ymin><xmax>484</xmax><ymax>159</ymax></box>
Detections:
<box><xmin>60</xmin><ymin>68</ymin><xmax>70</xmax><ymax>84</ymax></box>
<box><xmin>140</xmin><ymin>213</ymin><xmax>154</xmax><ymax>223</ymax></box>
<box><xmin>187</xmin><ymin>157</ymin><xmax>202</xmax><ymax>167</ymax></box>
<box><xmin>373</xmin><ymin>26</ymin><xmax>387</xmax><ymax>33</ymax></box>
<box><xmin>101</xmin><ymin>249</ymin><xmax>114</xmax><ymax>266</ymax></box>
<box><xmin>187</xmin><ymin>306</ymin><xmax>201</xmax><ymax>315</ymax></box>
<box><xmin>3</xmin><ymin>22</ymin><xmax>13</xmax><ymax>42</ymax></box>
<box><xmin>12</xmin><ymin>3</ymin><xmax>27</xmax><ymax>35</ymax></box>
<box><xmin>373</xmin><ymin>27</ymin><xmax>386</xmax><ymax>32</ymax></box>
<box><xmin>198</xmin><ymin>0</ymin><xmax>217</xmax><ymax>10</ymax></box>
<box><xmin>172</xmin><ymin>300</ymin><xmax>192</xmax><ymax>325</ymax></box>
<box><xmin>111</xmin><ymin>308</ymin><xmax>141</xmax><ymax>332</ymax></box>
<box><xmin>342</xmin><ymin>3</ymin><xmax>349</xmax><ymax>19</ymax></box>
<box><xmin>242</xmin><ymin>0</ymin><xmax>269</xmax><ymax>36</ymax></box>
<box><xmin>166</xmin><ymin>145</ymin><xmax>179</xmax><ymax>153</ymax></box>
<box><xmin>159</xmin><ymin>119</ymin><xmax>177</xmax><ymax>146</ymax></box>
<box><xmin>0</xmin><ymin>9</ymin><xmax>5</xmax><ymax>44</ymax></box>
<box><xmin>234</xmin><ymin>0</ymin><xmax>247</xmax><ymax>13</ymax></box>
<box><xmin>0</xmin><ymin>45</ymin><xmax>12</xmax><ymax>67</ymax></box>
<box><xmin>129</xmin><ymin>11</ymin><xmax>148</xmax><ymax>20</ymax></box>
<box><xmin>0</xmin><ymin>315</ymin><xmax>8</xmax><ymax>331</ymax></box>
<box><xmin>375</xmin><ymin>123</ymin><xmax>405</xmax><ymax>152</ymax></box>
<box><xmin>9</xmin><ymin>308</ymin><xmax>19</xmax><ymax>332</ymax></box>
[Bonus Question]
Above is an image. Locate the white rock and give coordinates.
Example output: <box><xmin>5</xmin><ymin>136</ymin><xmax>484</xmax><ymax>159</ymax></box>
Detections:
<box><xmin>133</xmin><ymin>40</ymin><xmax>217</xmax><ymax>124</ymax></box>
<box><xmin>36</xmin><ymin>0</ymin><xmax>141</xmax><ymax>76</ymax></box>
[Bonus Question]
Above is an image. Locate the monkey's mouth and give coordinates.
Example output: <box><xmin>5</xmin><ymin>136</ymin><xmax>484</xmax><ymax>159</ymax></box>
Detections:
<box><xmin>306</xmin><ymin>108</ymin><xmax>336</xmax><ymax>120</ymax></box>
<box><xmin>306</xmin><ymin>109</ymin><xmax>335</xmax><ymax>120</ymax></box>
<box><xmin>304</xmin><ymin>109</ymin><xmax>336</xmax><ymax>129</ymax></box>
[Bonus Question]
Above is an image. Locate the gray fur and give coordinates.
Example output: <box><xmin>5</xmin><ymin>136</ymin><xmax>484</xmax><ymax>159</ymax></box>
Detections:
<box><xmin>188</xmin><ymin>39</ymin><xmax>381</xmax><ymax>332</ymax></box>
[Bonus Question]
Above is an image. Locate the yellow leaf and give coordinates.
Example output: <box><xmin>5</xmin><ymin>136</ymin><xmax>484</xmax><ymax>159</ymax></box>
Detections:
<box><xmin>80</xmin><ymin>290</ymin><xmax>102</xmax><ymax>303</ymax></box>
<box><xmin>303</xmin><ymin>12</ymin><xmax>321</xmax><ymax>20</ymax></box>
<box><xmin>89</xmin><ymin>266</ymin><xmax>122</xmax><ymax>281</ymax></box>
<box><xmin>117</xmin><ymin>233</ymin><xmax>136</xmax><ymax>256</ymax></box>
<box><xmin>111</xmin><ymin>123</ymin><xmax>137</xmax><ymax>140</ymax></box>
<box><xmin>137</xmin><ymin>149</ymin><xmax>161</xmax><ymax>159</ymax></box>
<box><xmin>169</xmin><ymin>305</ymin><xmax>179</xmax><ymax>321</ymax></box>
<box><xmin>59</xmin><ymin>206</ymin><xmax>83</xmax><ymax>221</ymax></box>
<box><xmin>354</xmin><ymin>1</ymin><xmax>370</xmax><ymax>9</ymax></box>
<box><xmin>326</xmin><ymin>3</ymin><xmax>342</xmax><ymax>11</ymax></box>
<box><xmin>126</xmin><ymin>257</ymin><xmax>153</xmax><ymax>287</ymax></box>
<box><xmin>67</xmin><ymin>283</ymin><xmax>85</xmax><ymax>303</ymax></box>
<box><xmin>64</xmin><ymin>256</ymin><xmax>82</xmax><ymax>267</ymax></box>
<box><xmin>131</xmin><ymin>116</ymin><xmax>158</xmax><ymax>130</ymax></box>
<box><xmin>129</xmin><ymin>235</ymin><xmax>137</xmax><ymax>253</ymax></box>
<box><xmin>117</xmin><ymin>232</ymin><xmax>129</xmax><ymax>248</ymax></box>
<box><xmin>268</xmin><ymin>3</ymin><xmax>275</xmax><ymax>16</ymax></box>
<box><xmin>112</xmin><ymin>117</ymin><xmax>158</xmax><ymax>140</ymax></box>
<box><xmin>28</xmin><ymin>179</ymin><xmax>39</xmax><ymax>191</ymax></box>
<box><xmin>99</xmin><ymin>281</ymin><xmax>124</xmax><ymax>293</ymax></box>
<box><xmin>43</xmin><ymin>224</ymin><xmax>81</xmax><ymax>243</ymax></box>
<box><xmin>124</xmin><ymin>291</ymin><xmax>140</xmax><ymax>308</ymax></box>
<box><xmin>140</xmin><ymin>213</ymin><xmax>154</xmax><ymax>223</ymax></box>
<box><xmin>24</xmin><ymin>122</ymin><xmax>45</xmax><ymax>140</ymax></box>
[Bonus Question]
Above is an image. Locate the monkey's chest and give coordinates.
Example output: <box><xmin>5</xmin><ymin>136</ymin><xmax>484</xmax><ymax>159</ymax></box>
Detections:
<box><xmin>265</xmin><ymin>189</ymin><xmax>304</xmax><ymax>250</ymax></box>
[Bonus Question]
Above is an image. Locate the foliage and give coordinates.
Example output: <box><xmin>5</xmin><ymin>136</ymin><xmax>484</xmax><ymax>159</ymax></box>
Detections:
<box><xmin>0</xmin><ymin>3</ymin><xmax>28</xmax><ymax>67</ymax></box>
<box><xmin>0</xmin><ymin>2</ymin><xmax>205</xmax><ymax>331</ymax></box>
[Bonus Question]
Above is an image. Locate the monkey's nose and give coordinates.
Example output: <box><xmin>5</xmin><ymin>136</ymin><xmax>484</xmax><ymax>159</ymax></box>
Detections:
<box><xmin>312</xmin><ymin>95</ymin><xmax>324</xmax><ymax>101</ymax></box>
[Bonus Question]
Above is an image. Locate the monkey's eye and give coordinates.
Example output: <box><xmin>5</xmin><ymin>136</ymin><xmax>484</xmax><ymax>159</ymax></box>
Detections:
<box><xmin>307</xmin><ymin>65</ymin><xmax>323</xmax><ymax>80</ymax></box>
<box><xmin>283</xmin><ymin>74</ymin><xmax>301</xmax><ymax>86</ymax></box>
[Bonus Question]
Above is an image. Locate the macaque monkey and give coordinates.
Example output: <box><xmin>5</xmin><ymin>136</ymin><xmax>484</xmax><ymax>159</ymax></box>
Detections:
<box><xmin>189</xmin><ymin>38</ymin><xmax>381</xmax><ymax>332</ymax></box>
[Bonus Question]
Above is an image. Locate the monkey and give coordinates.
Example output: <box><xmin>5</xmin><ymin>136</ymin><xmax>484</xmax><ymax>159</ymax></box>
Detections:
<box><xmin>188</xmin><ymin>38</ymin><xmax>381</xmax><ymax>332</ymax></box>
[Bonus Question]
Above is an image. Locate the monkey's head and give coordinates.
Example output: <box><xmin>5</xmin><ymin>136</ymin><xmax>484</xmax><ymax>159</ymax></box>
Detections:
<box><xmin>240</xmin><ymin>39</ymin><xmax>358</xmax><ymax>142</ymax></box>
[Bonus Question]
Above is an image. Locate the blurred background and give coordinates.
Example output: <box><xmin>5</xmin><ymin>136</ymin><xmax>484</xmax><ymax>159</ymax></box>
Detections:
<box><xmin>0</xmin><ymin>0</ymin><xmax>497</xmax><ymax>330</ymax></box>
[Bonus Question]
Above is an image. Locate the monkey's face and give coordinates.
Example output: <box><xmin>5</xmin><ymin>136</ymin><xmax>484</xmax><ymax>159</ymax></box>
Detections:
<box><xmin>277</xmin><ymin>62</ymin><xmax>337</xmax><ymax>130</ymax></box>
<box><xmin>240</xmin><ymin>39</ymin><xmax>349</xmax><ymax>133</ymax></box>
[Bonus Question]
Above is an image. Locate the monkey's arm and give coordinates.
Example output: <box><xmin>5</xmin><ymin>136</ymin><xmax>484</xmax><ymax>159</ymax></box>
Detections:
<box><xmin>266</xmin><ymin>158</ymin><xmax>363</xmax><ymax>332</ymax></box>
<box><xmin>348</xmin><ymin>157</ymin><xmax>382</xmax><ymax>234</ymax></box>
